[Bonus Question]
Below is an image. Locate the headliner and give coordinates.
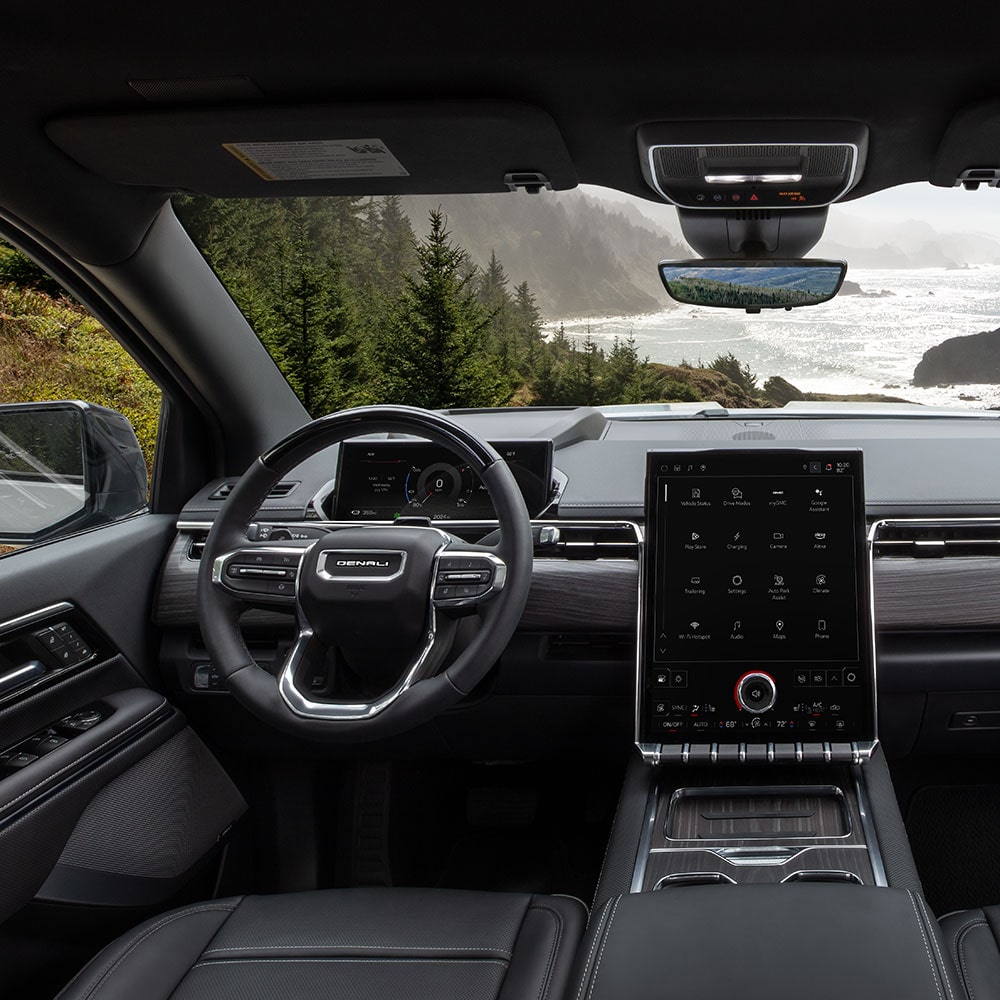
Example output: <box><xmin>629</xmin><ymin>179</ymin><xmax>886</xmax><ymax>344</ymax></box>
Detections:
<box><xmin>4</xmin><ymin>3</ymin><xmax>1000</xmax><ymax>263</ymax></box>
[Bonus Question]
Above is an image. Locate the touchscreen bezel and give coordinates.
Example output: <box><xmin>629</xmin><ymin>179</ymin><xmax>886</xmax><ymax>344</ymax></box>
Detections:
<box><xmin>636</xmin><ymin>447</ymin><xmax>876</xmax><ymax>752</ymax></box>
<box><xmin>332</xmin><ymin>438</ymin><xmax>554</xmax><ymax>521</ymax></box>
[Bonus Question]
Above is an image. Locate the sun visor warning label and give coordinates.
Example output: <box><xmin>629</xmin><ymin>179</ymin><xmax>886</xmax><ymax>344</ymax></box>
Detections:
<box><xmin>223</xmin><ymin>139</ymin><xmax>409</xmax><ymax>181</ymax></box>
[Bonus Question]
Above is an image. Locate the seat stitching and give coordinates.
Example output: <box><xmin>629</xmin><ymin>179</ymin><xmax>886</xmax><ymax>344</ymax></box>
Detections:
<box><xmin>585</xmin><ymin>895</ymin><xmax>621</xmax><ymax>1000</ymax></box>
<box><xmin>57</xmin><ymin>902</ymin><xmax>238</xmax><ymax>1000</ymax></box>
<box><xmin>191</xmin><ymin>957</ymin><xmax>510</xmax><ymax>969</ymax></box>
<box><xmin>574</xmin><ymin>897</ymin><xmax>615</xmax><ymax>1000</ymax></box>
<box><xmin>955</xmin><ymin>922</ymin><xmax>991</xmax><ymax>1000</ymax></box>
<box><xmin>202</xmin><ymin>944</ymin><xmax>513</xmax><ymax>957</ymax></box>
<box><xmin>0</xmin><ymin>700</ymin><xmax>167</xmax><ymax>815</ymax></box>
<box><xmin>525</xmin><ymin>903</ymin><xmax>562</xmax><ymax>1000</ymax></box>
<box><xmin>947</xmin><ymin>916</ymin><xmax>986</xmax><ymax>968</ymax></box>
<box><xmin>907</xmin><ymin>889</ymin><xmax>945</xmax><ymax>1000</ymax></box>
<box><xmin>591</xmin><ymin>778</ymin><xmax>627</xmax><ymax>910</ymax></box>
<box><xmin>915</xmin><ymin>894</ymin><xmax>956</xmax><ymax>1000</ymax></box>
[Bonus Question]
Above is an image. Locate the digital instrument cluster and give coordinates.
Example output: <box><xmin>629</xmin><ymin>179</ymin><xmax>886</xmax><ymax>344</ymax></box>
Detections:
<box><xmin>332</xmin><ymin>440</ymin><xmax>553</xmax><ymax>521</ymax></box>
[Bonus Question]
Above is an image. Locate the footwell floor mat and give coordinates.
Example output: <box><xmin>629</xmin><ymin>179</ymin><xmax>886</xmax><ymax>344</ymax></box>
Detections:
<box><xmin>906</xmin><ymin>783</ymin><xmax>1000</xmax><ymax>916</ymax></box>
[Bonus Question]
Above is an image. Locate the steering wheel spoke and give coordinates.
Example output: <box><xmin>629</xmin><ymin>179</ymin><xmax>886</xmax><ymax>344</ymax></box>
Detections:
<box><xmin>277</xmin><ymin>615</ymin><xmax>446</xmax><ymax>722</ymax></box>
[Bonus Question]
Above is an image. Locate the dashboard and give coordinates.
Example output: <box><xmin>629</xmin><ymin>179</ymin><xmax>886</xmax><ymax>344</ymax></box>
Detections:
<box><xmin>163</xmin><ymin>404</ymin><xmax>1000</xmax><ymax>760</ymax></box>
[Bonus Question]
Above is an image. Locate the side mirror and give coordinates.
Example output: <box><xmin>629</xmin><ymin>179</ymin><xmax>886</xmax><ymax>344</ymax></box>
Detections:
<box><xmin>0</xmin><ymin>400</ymin><xmax>147</xmax><ymax>547</ymax></box>
<box><xmin>658</xmin><ymin>258</ymin><xmax>847</xmax><ymax>313</ymax></box>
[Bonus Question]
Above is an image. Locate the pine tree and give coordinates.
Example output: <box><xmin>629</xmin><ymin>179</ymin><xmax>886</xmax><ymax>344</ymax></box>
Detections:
<box><xmin>374</xmin><ymin>210</ymin><xmax>514</xmax><ymax>409</ymax></box>
<box><xmin>264</xmin><ymin>199</ymin><xmax>348</xmax><ymax>416</ymax></box>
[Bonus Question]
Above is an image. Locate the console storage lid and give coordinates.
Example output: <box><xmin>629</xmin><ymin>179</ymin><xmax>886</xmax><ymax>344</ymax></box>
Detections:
<box><xmin>576</xmin><ymin>883</ymin><xmax>954</xmax><ymax>1000</ymax></box>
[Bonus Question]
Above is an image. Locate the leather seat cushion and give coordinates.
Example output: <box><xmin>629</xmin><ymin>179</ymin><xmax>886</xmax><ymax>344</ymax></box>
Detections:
<box><xmin>56</xmin><ymin>887</ymin><xmax>586</xmax><ymax>1000</ymax></box>
<box><xmin>940</xmin><ymin>906</ymin><xmax>1000</xmax><ymax>1000</ymax></box>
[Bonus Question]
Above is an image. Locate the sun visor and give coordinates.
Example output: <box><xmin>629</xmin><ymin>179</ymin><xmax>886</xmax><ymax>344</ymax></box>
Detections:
<box><xmin>46</xmin><ymin>102</ymin><xmax>577</xmax><ymax>196</ymax></box>
<box><xmin>930</xmin><ymin>100</ymin><xmax>1000</xmax><ymax>189</ymax></box>
<box><xmin>638</xmin><ymin>121</ymin><xmax>868</xmax><ymax>210</ymax></box>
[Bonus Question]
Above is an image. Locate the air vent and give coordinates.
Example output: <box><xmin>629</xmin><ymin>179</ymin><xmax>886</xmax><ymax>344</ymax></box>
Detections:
<box><xmin>187</xmin><ymin>531</ymin><xmax>209</xmax><ymax>561</ymax></box>
<box><xmin>872</xmin><ymin>520</ymin><xmax>1000</xmax><ymax>558</ymax></box>
<box><xmin>208</xmin><ymin>481</ymin><xmax>299</xmax><ymax>501</ymax></box>
<box><xmin>536</xmin><ymin>522</ymin><xmax>640</xmax><ymax>560</ymax></box>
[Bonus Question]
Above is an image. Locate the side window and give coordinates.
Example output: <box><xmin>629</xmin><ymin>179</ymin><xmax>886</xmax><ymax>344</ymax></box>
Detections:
<box><xmin>0</xmin><ymin>241</ymin><xmax>161</xmax><ymax>554</ymax></box>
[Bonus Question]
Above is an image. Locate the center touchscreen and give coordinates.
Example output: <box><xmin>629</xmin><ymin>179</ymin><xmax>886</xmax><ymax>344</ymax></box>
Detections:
<box><xmin>639</xmin><ymin>449</ymin><xmax>874</xmax><ymax>748</ymax></box>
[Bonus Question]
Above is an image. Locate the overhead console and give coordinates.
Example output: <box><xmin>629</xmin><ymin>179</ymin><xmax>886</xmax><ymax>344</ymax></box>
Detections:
<box><xmin>638</xmin><ymin>120</ymin><xmax>868</xmax><ymax>211</ymax></box>
<box><xmin>637</xmin><ymin>448</ymin><xmax>876</xmax><ymax>765</ymax></box>
<box><xmin>638</xmin><ymin>121</ymin><xmax>869</xmax><ymax>257</ymax></box>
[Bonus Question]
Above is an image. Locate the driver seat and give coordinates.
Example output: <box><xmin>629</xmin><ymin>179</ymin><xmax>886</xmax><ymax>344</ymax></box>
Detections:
<box><xmin>55</xmin><ymin>887</ymin><xmax>585</xmax><ymax>1000</ymax></box>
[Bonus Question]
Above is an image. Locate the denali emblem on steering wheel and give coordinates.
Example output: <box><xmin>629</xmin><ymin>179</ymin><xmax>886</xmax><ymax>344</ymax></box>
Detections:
<box><xmin>317</xmin><ymin>549</ymin><xmax>406</xmax><ymax>581</ymax></box>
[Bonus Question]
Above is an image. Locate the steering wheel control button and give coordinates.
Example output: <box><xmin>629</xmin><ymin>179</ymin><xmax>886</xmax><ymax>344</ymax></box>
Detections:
<box><xmin>215</xmin><ymin>548</ymin><xmax>305</xmax><ymax>601</ymax></box>
<box><xmin>735</xmin><ymin>671</ymin><xmax>778</xmax><ymax>714</ymax></box>
<box><xmin>433</xmin><ymin>552</ymin><xmax>507</xmax><ymax>607</ymax></box>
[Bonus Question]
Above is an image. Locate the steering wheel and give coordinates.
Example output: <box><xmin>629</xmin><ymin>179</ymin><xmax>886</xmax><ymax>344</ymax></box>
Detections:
<box><xmin>197</xmin><ymin>405</ymin><xmax>533</xmax><ymax>741</ymax></box>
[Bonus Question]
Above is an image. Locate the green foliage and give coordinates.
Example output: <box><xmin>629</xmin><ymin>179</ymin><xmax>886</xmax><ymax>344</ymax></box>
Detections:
<box><xmin>709</xmin><ymin>351</ymin><xmax>760</xmax><ymax>395</ymax></box>
<box><xmin>373</xmin><ymin>211</ymin><xmax>515</xmax><ymax>409</ymax></box>
<box><xmin>0</xmin><ymin>243</ymin><xmax>66</xmax><ymax>297</ymax></box>
<box><xmin>175</xmin><ymin>195</ymin><xmax>783</xmax><ymax>414</ymax></box>
<box><xmin>0</xmin><ymin>284</ymin><xmax>161</xmax><ymax>473</ymax></box>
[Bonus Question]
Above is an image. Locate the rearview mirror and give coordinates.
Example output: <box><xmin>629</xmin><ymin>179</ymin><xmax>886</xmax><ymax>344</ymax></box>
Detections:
<box><xmin>0</xmin><ymin>400</ymin><xmax>147</xmax><ymax>547</ymax></box>
<box><xmin>658</xmin><ymin>259</ymin><xmax>847</xmax><ymax>313</ymax></box>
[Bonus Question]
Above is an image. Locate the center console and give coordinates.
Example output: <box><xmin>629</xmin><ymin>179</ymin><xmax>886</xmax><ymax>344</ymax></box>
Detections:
<box><xmin>576</xmin><ymin>447</ymin><xmax>959</xmax><ymax>1000</ymax></box>
<box><xmin>625</xmin><ymin>449</ymin><xmax>884</xmax><ymax>891</ymax></box>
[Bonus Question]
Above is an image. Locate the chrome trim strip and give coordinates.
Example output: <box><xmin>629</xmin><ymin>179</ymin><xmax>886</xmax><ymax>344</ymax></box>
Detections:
<box><xmin>645</xmin><ymin>141</ymin><xmax>860</xmax><ymax>209</ymax></box>
<box><xmin>176</xmin><ymin>520</ymin><xmax>213</xmax><ymax>531</ymax></box>
<box><xmin>649</xmin><ymin>844</ymin><xmax>870</xmax><ymax>866</ymax></box>
<box><xmin>780</xmin><ymin>869</ymin><xmax>864</xmax><ymax>885</ymax></box>
<box><xmin>0</xmin><ymin>601</ymin><xmax>74</xmax><ymax>635</ymax></box>
<box><xmin>629</xmin><ymin>779</ymin><xmax>660</xmax><ymax>893</ymax></box>
<box><xmin>632</xmin><ymin>517</ymin><xmax>648</xmax><ymax>757</ymax></box>
<box><xmin>0</xmin><ymin>602</ymin><xmax>93</xmax><ymax>709</ymax></box>
<box><xmin>653</xmin><ymin>872</ymin><xmax>737</xmax><ymax>889</ymax></box>
<box><xmin>853</xmin><ymin>765</ymin><xmax>889</xmax><ymax>887</ymax></box>
<box><xmin>278</xmin><ymin>618</ymin><xmax>439</xmax><ymax>722</ymax></box>
<box><xmin>316</xmin><ymin>548</ymin><xmax>407</xmax><ymax>583</ymax></box>
<box><xmin>863</xmin><ymin>519</ymin><xmax>880</xmax><ymax>750</ymax></box>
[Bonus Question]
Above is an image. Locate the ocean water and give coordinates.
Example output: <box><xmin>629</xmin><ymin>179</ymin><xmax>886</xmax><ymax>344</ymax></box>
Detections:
<box><xmin>549</xmin><ymin>266</ymin><xmax>1000</xmax><ymax>409</ymax></box>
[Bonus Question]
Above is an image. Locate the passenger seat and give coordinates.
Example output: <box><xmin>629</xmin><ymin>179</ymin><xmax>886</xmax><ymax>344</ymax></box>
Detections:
<box><xmin>54</xmin><ymin>887</ymin><xmax>586</xmax><ymax>1000</ymax></box>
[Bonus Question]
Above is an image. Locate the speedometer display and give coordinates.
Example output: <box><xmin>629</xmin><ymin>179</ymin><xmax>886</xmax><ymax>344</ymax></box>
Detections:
<box><xmin>403</xmin><ymin>460</ymin><xmax>476</xmax><ymax>513</ymax></box>
<box><xmin>333</xmin><ymin>440</ymin><xmax>553</xmax><ymax>520</ymax></box>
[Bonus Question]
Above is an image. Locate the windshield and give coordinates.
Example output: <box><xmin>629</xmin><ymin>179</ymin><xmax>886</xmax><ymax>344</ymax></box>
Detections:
<box><xmin>174</xmin><ymin>183</ymin><xmax>1000</xmax><ymax>415</ymax></box>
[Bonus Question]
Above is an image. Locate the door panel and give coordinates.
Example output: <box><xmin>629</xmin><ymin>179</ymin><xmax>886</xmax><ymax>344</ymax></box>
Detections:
<box><xmin>0</xmin><ymin>512</ymin><xmax>245</xmax><ymax>922</ymax></box>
